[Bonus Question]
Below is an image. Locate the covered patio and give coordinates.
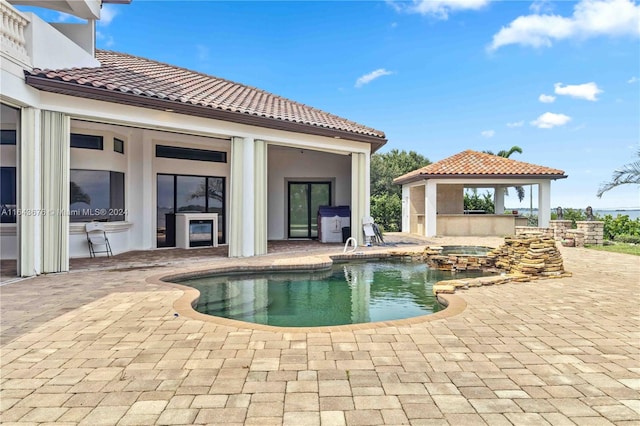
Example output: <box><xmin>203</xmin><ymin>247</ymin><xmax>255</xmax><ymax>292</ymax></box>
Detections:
<box><xmin>394</xmin><ymin>150</ymin><xmax>567</xmax><ymax>237</ymax></box>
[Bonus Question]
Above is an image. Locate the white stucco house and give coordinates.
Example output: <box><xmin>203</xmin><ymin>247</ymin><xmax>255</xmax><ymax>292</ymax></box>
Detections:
<box><xmin>0</xmin><ymin>0</ymin><xmax>386</xmax><ymax>277</ymax></box>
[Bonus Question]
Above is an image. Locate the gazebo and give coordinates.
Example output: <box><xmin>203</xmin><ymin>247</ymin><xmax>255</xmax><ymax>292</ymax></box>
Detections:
<box><xmin>393</xmin><ymin>150</ymin><xmax>567</xmax><ymax>237</ymax></box>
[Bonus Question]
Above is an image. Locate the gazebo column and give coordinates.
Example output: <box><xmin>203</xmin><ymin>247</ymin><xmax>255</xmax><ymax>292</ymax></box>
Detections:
<box><xmin>401</xmin><ymin>186</ymin><xmax>409</xmax><ymax>233</ymax></box>
<box><xmin>494</xmin><ymin>186</ymin><xmax>505</xmax><ymax>214</ymax></box>
<box><xmin>425</xmin><ymin>180</ymin><xmax>437</xmax><ymax>237</ymax></box>
<box><xmin>538</xmin><ymin>181</ymin><xmax>551</xmax><ymax>227</ymax></box>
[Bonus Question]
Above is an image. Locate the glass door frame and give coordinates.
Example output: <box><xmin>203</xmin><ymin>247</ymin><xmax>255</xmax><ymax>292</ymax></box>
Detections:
<box><xmin>287</xmin><ymin>181</ymin><xmax>331</xmax><ymax>239</ymax></box>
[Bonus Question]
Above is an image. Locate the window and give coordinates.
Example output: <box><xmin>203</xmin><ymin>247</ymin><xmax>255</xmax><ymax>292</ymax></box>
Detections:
<box><xmin>0</xmin><ymin>130</ymin><xmax>16</xmax><ymax>145</ymax></box>
<box><xmin>114</xmin><ymin>138</ymin><xmax>124</xmax><ymax>154</ymax></box>
<box><xmin>71</xmin><ymin>134</ymin><xmax>103</xmax><ymax>150</ymax></box>
<box><xmin>156</xmin><ymin>145</ymin><xmax>226</xmax><ymax>163</ymax></box>
<box><xmin>70</xmin><ymin>170</ymin><xmax>125</xmax><ymax>222</ymax></box>
<box><xmin>1</xmin><ymin>104</ymin><xmax>18</xmax><ymax>145</ymax></box>
<box><xmin>0</xmin><ymin>167</ymin><xmax>16</xmax><ymax>223</ymax></box>
<box><xmin>157</xmin><ymin>174</ymin><xmax>225</xmax><ymax>247</ymax></box>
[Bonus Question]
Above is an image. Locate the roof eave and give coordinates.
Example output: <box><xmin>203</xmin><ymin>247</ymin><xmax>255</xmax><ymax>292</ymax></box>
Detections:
<box><xmin>394</xmin><ymin>173</ymin><xmax>568</xmax><ymax>185</ymax></box>
<box><xmin>25</xmin><ymin>75</ymin><xmax>388</xmax><ymax>150</ymax></box>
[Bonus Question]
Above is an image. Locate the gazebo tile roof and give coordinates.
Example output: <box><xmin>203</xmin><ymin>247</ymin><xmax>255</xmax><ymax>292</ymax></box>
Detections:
<box><xmin>394</xmin><ymin>150</ymin><xmax>566</xmax><ymax>184</ymax></box>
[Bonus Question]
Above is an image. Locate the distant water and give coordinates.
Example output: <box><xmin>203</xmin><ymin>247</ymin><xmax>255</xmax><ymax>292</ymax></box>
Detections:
<box><xmin>510</xmin><ymin>208</ymin><xmax>640</xmax><ymax>220</ymax></box>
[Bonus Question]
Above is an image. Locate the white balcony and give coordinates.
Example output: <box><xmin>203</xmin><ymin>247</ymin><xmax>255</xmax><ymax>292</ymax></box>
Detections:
<box><xmin>1</xmin><ymin>0</ymin><xmax>99</xmax><ymax>71</ymax></box>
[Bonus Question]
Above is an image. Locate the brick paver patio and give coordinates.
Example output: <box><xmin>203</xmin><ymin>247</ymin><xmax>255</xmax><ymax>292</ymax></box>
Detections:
<box><xmin>1</xmin><ymin>235</ymin><xmax>639</xmax><ymax>425</ymax></box>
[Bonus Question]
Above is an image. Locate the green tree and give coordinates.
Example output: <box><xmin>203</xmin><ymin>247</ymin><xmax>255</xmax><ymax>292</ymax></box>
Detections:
<box><xmin>597</xmin><ymin>149</ymin><xmax>640</xmax><ymax>198</ymax></box>
<box><xmin>463</xmin><ymin>189</ymin><xmax>495</xmax><ymax>213</ymax></box>
<box><xmin>483</xmin><ymin>145</ymin><xmax>525</xmax><ymax>202</ymax></box>
<box><xmin>370</xmin><ymin>149</ymin><xmax>430</xmax><ymax>231</ymax></box>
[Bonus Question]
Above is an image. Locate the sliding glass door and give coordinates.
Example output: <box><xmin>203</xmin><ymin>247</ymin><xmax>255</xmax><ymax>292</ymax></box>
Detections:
<box><xmin>288</xmin><ymin>182</ymin><xmax>330</xmax><ymax>239</ymax></box>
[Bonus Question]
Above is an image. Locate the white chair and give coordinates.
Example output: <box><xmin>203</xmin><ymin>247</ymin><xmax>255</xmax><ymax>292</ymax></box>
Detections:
<box><xmin>85</xmin><ymin>222</ymin><xmax>113</xmax><ymax>258</ymax></box>
<box><xmin>362</xmin><ymin>216</ymin><xmax>385</xmax><ymax>246</ymax></box>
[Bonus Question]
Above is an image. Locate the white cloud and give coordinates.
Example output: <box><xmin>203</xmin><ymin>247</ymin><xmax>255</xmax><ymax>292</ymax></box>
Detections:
<box><xmin>98</xmin><ymin>4</ymin><xmax>118</xmax><ymax>26</ymax></box>
<box><xmin>488</xmin><ymin>0</ymin><xmax>640</xmax><ymax>51</ymax></box>
<box><xmin>554</xmin><ymin>82</ymin><xmax>603</xmax><ymax>101</ymax></box>
<box><xmin>530</xmin><ymin>112</ymin><xmax>572</xmax><ymax>128</ymax></box>
<box><xmin>355</xmin><ymin>69</ymin><xmax>393</xmax><ymax>88</ymax></box>
<box><xmin>539</xmin><ymin>94</ymin><xmax>556</xmax><ymax>103</ymax></box>
<box><xmin>481</xmin><ymin>130</ymin><xmax>495</xmax><ymax>138</ymax></box>
<box><xmin>388</xmin><ymin>0</ymin><xmax>489</xmax><ymax>20</ymax></box>
<box><xmin>96</xmin><ymin>31</ymin><xmax>114</xmax><ymax>48</ymax></box>
<box><xmin>529</xmin><ymin>0</ymin><xmax>555</xmax><ymax>14</ymax></box>
<box><xmin>628</xmin><ymin>76</ymin><xmax>639</xmax><ymax>83</ymax></box>
<box><xmin>506</xmin><ymin>120</ymin><xmax>525</xmax><ymax>127</ymax></box>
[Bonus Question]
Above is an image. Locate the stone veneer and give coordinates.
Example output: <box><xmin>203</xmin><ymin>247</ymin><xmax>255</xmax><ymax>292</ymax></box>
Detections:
<box><xmin>576</xmin><ymin>220</ymin><xmax>605</xmax><ymax>245</ymax></box>
<box><xmin>422</xmin><ymin>246</ymin><xmax>493</xmax><ymax>272</ymax></box>
<box><xmin>431</xmin><ymin>233</ymin><xmax>572</xmax><ymax>296</ymax></box>
<box><xmin>516</xmin><ymin>220</ymin><xmax>605</xmax><ymax>247</ymax></box>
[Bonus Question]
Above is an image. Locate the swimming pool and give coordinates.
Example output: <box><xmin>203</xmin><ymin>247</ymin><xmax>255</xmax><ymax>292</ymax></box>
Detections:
<box><xmin>440</xmin><ymin>245</ymin><xmax>491</xmax><ymax>255</ymax></box>
<box><xmin>176</xmin><ymin>260</ymin><xmax>492</xmax><ymax>327</ymax></box>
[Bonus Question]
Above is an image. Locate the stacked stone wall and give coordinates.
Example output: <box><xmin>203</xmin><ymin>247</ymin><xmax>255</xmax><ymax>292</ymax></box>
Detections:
<box><xmin>486</xmin><ymin>234</ymin><xmax>570</xmax><ymax>279</ymax></box>
<box><xmin>550</xmin><ymin>220</ymin><xmax>573</xmax><ymax>241</ymax></box>
<box><xmin>422</xmin><ymin>246</ymin><xmax>493</xmax><ymax>272</ymax></box>
<box><xmin>576</xmin><ymin>221</ymin><xmax>604</xmax><ymax>246</ymax></box>
<box><xmin>515</xmin><ymin>226</ymin><xmax>554</xmax><ymax>238</ymax></box>
<box><xmin>564</xmin><ymin>230</ymin><xmax>585</xmax><ymax>247</ymax></box>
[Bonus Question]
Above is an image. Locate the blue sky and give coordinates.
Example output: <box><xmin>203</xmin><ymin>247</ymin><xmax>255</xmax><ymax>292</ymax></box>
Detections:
<box><xmin>22</xmin><ymin>0</ymin><xmax>640</xmax><ymax>209</ymax></box>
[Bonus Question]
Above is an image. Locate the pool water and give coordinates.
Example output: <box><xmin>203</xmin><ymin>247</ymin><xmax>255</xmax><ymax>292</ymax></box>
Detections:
<box><xmin>440</xmin><ymin>245</ymin><xmax>491</xmax><ymax>255</ymax></box>
<box><xmin>177</xmin><ymin>260</ymin><xmax>492</xmax><ymax>327</ymax></box>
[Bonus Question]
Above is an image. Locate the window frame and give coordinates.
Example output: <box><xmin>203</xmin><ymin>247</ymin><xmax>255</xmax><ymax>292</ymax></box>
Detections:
<box><xmin>114</xmin><ymin>138</ymin><xmax>125</xmax><ymax>154</ymax></box>
<box><xmin>155</xmin><ymin>145</ymin><xmax>227</xmax><ymax>163</ymax></box>
<box><xmin>70</xmin><ymin>133</ymin><xmax>104</xmax><ymax>150</ymax></box>
<box><xmin>69</xmin><ymin>169</ymin><xmax>125</xmax><ymax>222</ymax></box>
<box><xmin>0</xmin><ymin>166</ymin><xmax>17</xmax><ymax>223</ymax></box>
<box><xmin>156</xmin><ymin>173</ymin><xmax>226</xmax><ymax>247</ymax></box>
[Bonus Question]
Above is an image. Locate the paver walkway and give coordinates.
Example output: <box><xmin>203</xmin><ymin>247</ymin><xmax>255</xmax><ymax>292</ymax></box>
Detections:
<box><xmin>1</xmin><ymin>236</ymin><xmax>639</xmax><ymax>425</ymax></box>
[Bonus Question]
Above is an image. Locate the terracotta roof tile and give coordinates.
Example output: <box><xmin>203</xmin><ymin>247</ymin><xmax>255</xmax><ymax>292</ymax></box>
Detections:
<box><xmin>394</xmin><ymin>150</ymin><xmax>566</xmax><ymax>184</ymax></box>
<box><xmin>26</xmin><ymin>50</ymin><xmax>385</xmax><ymax>141</ymax></box>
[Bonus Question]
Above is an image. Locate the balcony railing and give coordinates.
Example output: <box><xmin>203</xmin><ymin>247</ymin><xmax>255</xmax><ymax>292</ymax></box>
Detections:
<box><xmin>1</xmin><ymin>0</ymin><xmax>30</xmax><ymax>66</ymax></box>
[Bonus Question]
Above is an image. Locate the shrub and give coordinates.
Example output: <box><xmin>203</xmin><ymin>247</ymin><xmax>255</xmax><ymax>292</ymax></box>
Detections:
<box><xmin>614</xmin><ymin>234</ymin><xmax>640</xmax><ymax>244</ymax></box>
<box><xmin>371</xmin><ymin>193</ymin><xmax>402</xmax><ymax>232</ymax></box>
<box><xmin>559</xmin><ymin>208</ymin><xmax>589</xmax><ymax>228</ymax></box>
<box><xmin>602</xmin><ymin>214</ymin><xmax>640</xmax><ymax>240</ymax></box>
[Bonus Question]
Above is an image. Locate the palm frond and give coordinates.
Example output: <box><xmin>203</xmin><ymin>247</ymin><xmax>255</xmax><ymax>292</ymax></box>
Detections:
<box><xmin>597</xmin><ymin>158</ymin><xmax>640</xmax><ymax>198</ymax></box>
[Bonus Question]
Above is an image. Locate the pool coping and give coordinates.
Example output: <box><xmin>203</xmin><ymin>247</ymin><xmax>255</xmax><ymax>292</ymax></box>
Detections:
<box><xmin>146</xmin><ymin>250</ymin><xmax>468</xmax><ymax>332</ymax></box>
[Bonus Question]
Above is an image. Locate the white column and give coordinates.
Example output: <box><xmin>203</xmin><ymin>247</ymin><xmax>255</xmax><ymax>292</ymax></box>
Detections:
<box><xmin>538</xmin><ymin>181</ymin><xmax>551</xmax><ymax>228</ymax></box>
<box><xmin>401</xmin><ymin>185</ymin><xmax>409</xmax><ymax>233</ymax></box>
<box><xmin>494</xmin><ymin>186</ymin><xmax>505</xmax><ymax>214</ymax></box>
<box><xmin>40</xmin><ymin>111</ymin><xmax>70</xmax><ymax>273</ymax></box>
<box><xmin>351</xmin><ymin>153</ymin><xmax>366</xmax><ymax>245</ymax></box>
<box><xmin>242</xmin><ymin>137</ymin><xmax>255</xmax><ymax>257</ymax></box>
<box><xmin>229</xmin><ymin>136</ymin><xmax>256</xmax><ymax>257</ymax></box>
<box><xmin>229</xmin><ymin>137</ymin><xmax>244</xmax><ymax>257</ymax></box>
<box><xmin>140</xmin><ymin>130</ymin><xmax>154</xmax><ymax>248</ymax></box>
<box><xmin>18</xmin><ymin>107</ymin><xmax>41</xmax><ymax>277</ymax></box>
<box><xmin>425</xmin><ymin>180</ymin><xmax>437</xmax><ymax>237</ymax></box>
<box><xmin>254</xmin><ymin>139</ymin><xmax>267</xmax><ymax>256</ymax></box>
